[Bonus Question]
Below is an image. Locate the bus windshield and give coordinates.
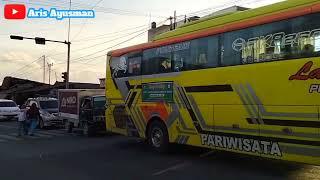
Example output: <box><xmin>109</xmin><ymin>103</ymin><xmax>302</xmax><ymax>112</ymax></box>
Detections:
<box><xmin>93</xmin><ymin>97</ymin><xmax>106</xmax><ymax>108</ymax></box>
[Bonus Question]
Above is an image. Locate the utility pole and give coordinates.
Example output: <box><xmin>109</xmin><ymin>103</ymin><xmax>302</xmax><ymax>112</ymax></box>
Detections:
<box><xmin>47</xmin><ymin>62</ymin><xmax>53</xmax><ymax>85</ymax></box>
<box><xmin>173</xmin><ymin>10</ymin><xmax>177</xmax><ymax>30</ymax></box>
<box><xmin>66</xmin><ymin>0</ymin><xmax>72</xmax><ymax>89</ymax></box>
<box><xmin>66</xmin><ymin>42</ymin><xmax>71</xmax><ymax>89</ymax></box>
<box><xmin>55</xmin><ymin>72</ymin><xmax>58</xmax><ymax>83</ymax></box>
<box><xmin>169</xmin><ymin>16</ymin><xmax>173</xmax><ymax>30</ymax></box>
<box><xmin>43</xmin><ymin>55</ymin><xmax>46</xmax><ymax>83</ymax></box>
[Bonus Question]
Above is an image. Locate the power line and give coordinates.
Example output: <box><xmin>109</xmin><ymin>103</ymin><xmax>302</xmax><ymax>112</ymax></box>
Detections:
<box><xmin>186</xmin><ymin>0</ymin><xmax>265</xmax><ymax>17</ymax></box>
<box><xmin>46</xmin><ymin>25</ymin><xmax>149</xmax><ymax>58</ymax></box>
<box><xmin>70</xmin><ymin>0</ymin><xmax>106</xmax><ymax>41</ymax></box>
<box><xmin>72</xmin><ymin>28</ymin><xmax>148</xmax><ymax>52</ymax></box>
<box><xmin>69</xmin><ymin>18</ymin><xmax>168</xmax><ymax>63</ymax></box>
<box><xmin>9</xmin><ymin>57</ymin><xmax>42</xmax><ymax>77</ymax></box>
<box><xmin>72</xmin><ymin>24</ymin><xmax>148</xmax><ymax>42</ymax></box>
<box><xmin>75</xmin><ymin>30</ymin><xmax>148</xmax><ymax>64</ymax></box>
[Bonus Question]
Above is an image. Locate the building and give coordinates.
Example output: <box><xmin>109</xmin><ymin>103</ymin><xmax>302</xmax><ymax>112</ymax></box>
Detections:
<box><xmin>0</xmin><ymin>76</ymin><xmax>101</xmax><ymax>105</ymax></box>
<box><xmin>147</xmin><ymin>6</ymin><xmax>249</xmax><ymax>41</ymax></box>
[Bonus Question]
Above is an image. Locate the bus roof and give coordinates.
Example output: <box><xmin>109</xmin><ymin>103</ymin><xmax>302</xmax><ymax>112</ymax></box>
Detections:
<box><xmin>110</xmin><ymin>0</ymin><xmax>320</xmax><ymax>57</ymax></box>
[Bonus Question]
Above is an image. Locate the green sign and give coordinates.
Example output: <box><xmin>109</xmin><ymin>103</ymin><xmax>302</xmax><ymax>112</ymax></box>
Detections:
<box><xmin>142</xmin><ymin>82</ymin><xmax>173</xmax><ymax>102</ymax></box>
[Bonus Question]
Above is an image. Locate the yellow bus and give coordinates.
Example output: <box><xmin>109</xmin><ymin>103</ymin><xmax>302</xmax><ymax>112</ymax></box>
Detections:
<box><xmin>106</xmin><ymin>0</ymin><xmax>320</xmax><ymax>165</ymax></box>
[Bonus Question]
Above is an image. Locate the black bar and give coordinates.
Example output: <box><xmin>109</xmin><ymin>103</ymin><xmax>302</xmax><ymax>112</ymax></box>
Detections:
<box><xmin>263</xmin><ymin>119</ymin><xmax>320</xmax><ymax>128</ymax></box>
<box><xmin>185</xmin><ymin>85</ymin><xmax>233</xmax><ymax>92</ymax></box>
<box><xmin>246</xmin><ymin>118</ymin><xmax>320</xmax><ymax>128</ymax></box>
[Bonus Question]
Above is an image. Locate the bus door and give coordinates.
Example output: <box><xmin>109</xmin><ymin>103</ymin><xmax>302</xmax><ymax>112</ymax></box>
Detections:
<box><xmin>124</xmin><ymin>51</ymin><xmax>144</xmax><ymax>137</ymax></box>
<box><xmin>106</xmin><ymin>55</ymin><xmax>128</xmax><ymax>135</ymax></box>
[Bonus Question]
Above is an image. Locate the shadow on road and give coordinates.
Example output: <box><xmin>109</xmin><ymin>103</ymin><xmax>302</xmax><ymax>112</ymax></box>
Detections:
<box><xmin>110</xmin><ymin>138</ymin><xmax>315</xmax><ymax>179</ymax></box>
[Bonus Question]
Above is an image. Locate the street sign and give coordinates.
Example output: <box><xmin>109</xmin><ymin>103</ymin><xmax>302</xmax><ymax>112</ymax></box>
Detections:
<box><xmin>142</xmin><ymin>82</ymin><xmax>173</xmax><ymax>102</ymax></box>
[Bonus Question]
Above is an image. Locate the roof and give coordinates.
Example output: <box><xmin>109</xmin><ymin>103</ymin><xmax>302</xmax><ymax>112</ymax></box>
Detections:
<box><xmin>110</xmin><ymin>0</ymin><xmax>320</xmax><ymax>57</ymax></box>
<box><xmin>20</xmin><ymin>82</ymin><xmax>101</xmax><ymax>93</ymax></box>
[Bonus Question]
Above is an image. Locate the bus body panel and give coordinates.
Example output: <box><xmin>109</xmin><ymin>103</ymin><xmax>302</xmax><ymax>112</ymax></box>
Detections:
<box><xmin>105</xmin><ymin>1</ymin><xmax>320</xmax><ymax>165</ymax></box>
<box><xmin>106</xmin><ymin>57</ymin><xmax>320</xmax><ymax>165</ymax></box>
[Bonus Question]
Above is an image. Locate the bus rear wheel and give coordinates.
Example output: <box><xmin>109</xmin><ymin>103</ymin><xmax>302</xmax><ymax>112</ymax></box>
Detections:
<box><xmin>147</xmin><ymin>121</ymin><xmax>169</xmax><ymax>153</ymax></box>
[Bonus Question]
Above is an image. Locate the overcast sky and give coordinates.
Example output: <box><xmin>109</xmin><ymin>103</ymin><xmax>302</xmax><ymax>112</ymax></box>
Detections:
<box><xmin>0</xmin><ymin>0</ymin><xmax>282</xmax><ymax>84</ymax></box>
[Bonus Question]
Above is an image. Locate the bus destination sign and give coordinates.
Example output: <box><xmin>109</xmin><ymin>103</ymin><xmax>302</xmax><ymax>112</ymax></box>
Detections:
<box><xmin>142</xmin><ymin>82</ymin><xmax>173</xmax><ymax>102</ymax></box>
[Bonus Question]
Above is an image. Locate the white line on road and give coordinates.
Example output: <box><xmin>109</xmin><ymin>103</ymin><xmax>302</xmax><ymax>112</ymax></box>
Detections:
<box><xmin>152</xmin><ymin>161</ymin><xmax>191</xmax><ymax>176</ymax></box>
<box><xmin>46</xmin><ymin>130</ymin><xmax>67</xmax><ymax>134</ymax></box>
<box><xmin>199</xmin><ymin>150</ymin><xmax>215</xmax><ymax>158</ymax></box>
<box><xmin>34</xmin><ymin>133</ymin><xmax>53</xmax><ymax>138</ymax></box>
<box><xmin>38</xmin><ymin>131</ymin><xmax>66</xmax><ymax>136</ymax></box>
<box><xmin>0</xmin><ymin>124</ymin><xmax>16</xmax><ymax>129</ymax></box>
<box><xmin>0</xmin><ymin>134</ymin><xmax>22</xmax><ymax>141</ymax></box>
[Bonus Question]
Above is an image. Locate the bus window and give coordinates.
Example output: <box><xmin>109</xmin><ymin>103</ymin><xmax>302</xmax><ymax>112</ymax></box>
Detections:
<box><xmin>186</xmin><ymin>36</ymin><xmax>219</xmax><ymax>70</ymax></box>
<box><xmin>142</xmin><ymin>48</ymin><xmax>172</xmax><ymax>75</ymax></box>
<box><xmin>315</xmin><ymin>35</ymin><xmax>320</xmax><ymax>52</ymax></box>
<box><xmin>159</xmin><ymin>58</ymin><xmax>172</xmax><ymax>73</ymax></box>
<box><xmin>173</xmin><ymin>47</ymin><xmax>190</xmax><ymax>72</ymax></box>
<box><xmin>111</xmin><ymin>56</ymin><xmax>127</xmax><ymax>78</ymax></box>
<box><xmin>128</xmin><ymin>56</ymin><xmax>141</xmax><ymax>76</ymax></box>
<box><xmin>224</xmin><ymin>28</ymin><xmax>252</xmax><ymax>66</ymax></box>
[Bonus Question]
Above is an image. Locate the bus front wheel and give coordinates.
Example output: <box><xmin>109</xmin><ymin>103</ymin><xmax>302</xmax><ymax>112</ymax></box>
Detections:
<box><xmin>147</xmin><ymin>121</ymin><xmax>169</xmax><ymax>153</ymax></box>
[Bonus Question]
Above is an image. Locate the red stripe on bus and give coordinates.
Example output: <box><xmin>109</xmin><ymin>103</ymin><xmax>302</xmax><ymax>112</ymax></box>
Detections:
<box><xmin>111</xmin><ymin>3</ymin><xmax>320</xmax><ymax>57</ymax></box>
<box><xmin>140</xmin><ymin>104</ymin><xmax>169</xmax><ymax>123</ymax></box>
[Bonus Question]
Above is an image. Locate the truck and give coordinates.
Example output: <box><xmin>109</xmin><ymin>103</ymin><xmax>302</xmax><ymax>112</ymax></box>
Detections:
<box><xmin>58</xmin><ymin>89</ymin><xmax>106</xmax><ymax>136</ymax></box>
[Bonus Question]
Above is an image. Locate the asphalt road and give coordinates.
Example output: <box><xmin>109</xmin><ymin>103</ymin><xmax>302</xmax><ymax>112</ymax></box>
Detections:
<box><xmin>0</xmin><ymin>120</ymin><xmax>319</xmax><ymax>180</ymax></box>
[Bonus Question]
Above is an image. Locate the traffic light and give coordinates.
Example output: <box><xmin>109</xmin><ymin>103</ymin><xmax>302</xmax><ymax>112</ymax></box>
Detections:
<box><xmin>35</xmin><ymin>37</ymin><xmax>46</xmax><ymax>45</ymax></box>
<box><xmin>62</xmin><ymin>72</ymin><xmax>68</xmax><ymax>82</ymax></box>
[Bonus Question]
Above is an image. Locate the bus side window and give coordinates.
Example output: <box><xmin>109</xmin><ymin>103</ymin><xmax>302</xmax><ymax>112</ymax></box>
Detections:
<box><xmin>142</xmin><ymin>48</ymin><xmax>172</xmax><ymax>75</ymax></box>
<box><xmin>173</xmin><ymin>49</ymin><xmax>189</xmax><ymax>72</ymax></box>
<box><xmin>128</xmin><ymin>57</ymin><xmax>141</xmax><ymax>76</ymax></box>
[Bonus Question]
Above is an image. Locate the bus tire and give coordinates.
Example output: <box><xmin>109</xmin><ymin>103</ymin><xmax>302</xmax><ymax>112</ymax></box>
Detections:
<box><xmin>147</xmin><ymin>120</ymin><xmax>169</xmax><ymax>153</ymax></box>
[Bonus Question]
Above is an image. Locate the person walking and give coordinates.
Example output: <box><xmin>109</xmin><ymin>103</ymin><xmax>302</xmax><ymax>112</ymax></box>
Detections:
<box><xmin>17</xmin><ymin>105</ymin><xmax>27</xmax><ymax>137</ymax></box>
<box><xmin>26</xmin><ymin>103</ymin><xmax>40</xmax><ymax>136</ymax></box>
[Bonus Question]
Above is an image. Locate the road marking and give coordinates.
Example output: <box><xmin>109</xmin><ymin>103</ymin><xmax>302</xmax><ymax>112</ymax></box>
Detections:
<box><xmin>152</xmin><ymin>161</ymin><xmax>191</xmax><ymax>176</ymax></box>
<box><xmin>46</xmin><ymin>130</ymin><xmax>67</xmax><ymax>134</ymax></box>
<box><xmin>0</xmin><ymin>124</ymin><xmax>16</xmax><ymax>129</ymax></box>
<box><xmin>24</xmin><ymin>135</ymin><xmax>41</xmax><ymax>139</ymax></box>
<box><xmin>34</xmin><ymin>133</ymin><xmax>53</xmax><ymax>138</ymax></box>
<box><xmin>0</xmin><ymin>134</ymin><xmax>22</xmax><ymax>141</ymax></box>
<box><xmin>39</xmin><ymin>131</ymin><xmax>66</xmax><ymax>136</ymax></box>
<box><xmin>199</xmin><ymin>150</ymin><xmax>215</xmax><ymax>158</ymax></box>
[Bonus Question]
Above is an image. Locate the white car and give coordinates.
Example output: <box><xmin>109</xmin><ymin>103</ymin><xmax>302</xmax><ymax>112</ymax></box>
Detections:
<box><xmin>0</xmin><ymin>99</ymin><xmax>20</xmax><ymax>121</ymax></box>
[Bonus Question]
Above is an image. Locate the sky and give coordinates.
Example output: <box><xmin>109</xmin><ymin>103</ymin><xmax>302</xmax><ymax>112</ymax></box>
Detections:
<box><xmin>0</xmin><ymin>0</ymin><xmax>283</xmax><ymax>85</ymax></box>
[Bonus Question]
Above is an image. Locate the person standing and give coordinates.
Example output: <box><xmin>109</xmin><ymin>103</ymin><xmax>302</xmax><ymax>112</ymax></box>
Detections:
<box><xmin>17</xmin><ymin>105</ymin><xmax>27</xmax><ymax>137</ymax></box>
<box><xmin>26</xmin><ymin>103</ymin><xmax>40</xmax><ymax>136</ymax></box>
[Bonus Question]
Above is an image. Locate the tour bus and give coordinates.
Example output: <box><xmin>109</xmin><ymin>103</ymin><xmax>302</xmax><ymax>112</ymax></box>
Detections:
<box><xmin>105</xmin><ymin>0</ymin><xmax>320</xmax><ymax>165</ymax></box>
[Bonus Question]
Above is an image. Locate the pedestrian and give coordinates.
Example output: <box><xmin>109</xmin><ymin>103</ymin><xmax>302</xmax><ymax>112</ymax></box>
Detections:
<box><xmin>26</xmin><ymin>103</ymin><xmax>40</xmax><ymax>136</ymax></box>
<box><xmin>17</xmin><ymin>105</ymin><xmax>27</xmax><ymax>137</ymax></box>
